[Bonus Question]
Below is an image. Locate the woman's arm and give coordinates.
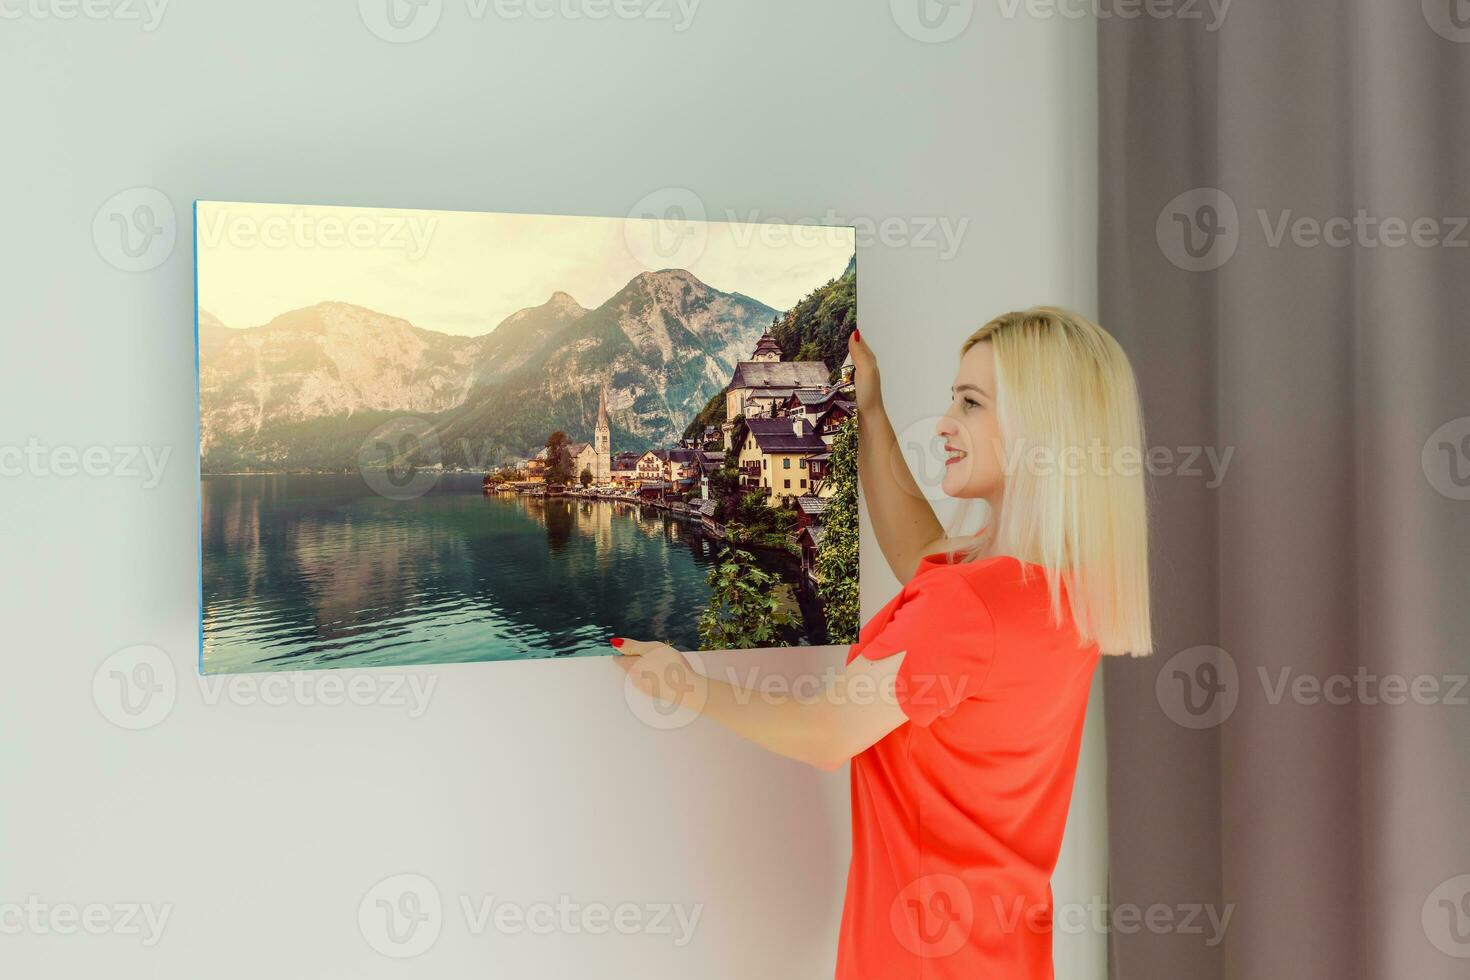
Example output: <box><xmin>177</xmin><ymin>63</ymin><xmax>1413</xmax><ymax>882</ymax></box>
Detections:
<box><xmin>613</xmin><ymin>638</ymin><xmax>909</xmax><ymax>770</ymax></box>
<box><xmin>849</xmin><ymin>331</ymin><xmax>948</xmax><ymax>583</ymax></box>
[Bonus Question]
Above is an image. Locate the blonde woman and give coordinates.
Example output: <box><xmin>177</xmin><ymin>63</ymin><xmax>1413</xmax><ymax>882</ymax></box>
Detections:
<box><xmin>614</xmin><ymin>308</ymin><xmax>1152</xmax><ymax>979</ymax></box>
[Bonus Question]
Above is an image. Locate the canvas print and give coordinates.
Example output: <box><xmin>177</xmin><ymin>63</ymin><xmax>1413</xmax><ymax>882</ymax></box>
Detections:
<box><xmin>196</xmin><ymin>201</ymin><xmax>858</xmax><ymax>673</ymax></box>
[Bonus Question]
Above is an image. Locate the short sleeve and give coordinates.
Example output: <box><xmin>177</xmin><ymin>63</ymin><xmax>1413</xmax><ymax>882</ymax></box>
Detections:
<box><xmin>855</xmin><ymin>570</ymin><xmax>997</xmax><ymax>726</ymax></box>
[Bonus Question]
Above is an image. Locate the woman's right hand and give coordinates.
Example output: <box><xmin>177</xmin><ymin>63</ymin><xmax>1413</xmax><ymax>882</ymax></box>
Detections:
<box><xmin>848</xmin><ymin>329</ymin><xmax>882</xmax><ymax>414</ymax></box>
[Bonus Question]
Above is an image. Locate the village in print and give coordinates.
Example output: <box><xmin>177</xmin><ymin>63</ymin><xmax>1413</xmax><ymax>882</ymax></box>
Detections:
<box><xmin>197</xmin><ymin>202</ymin><xmax>858</xmax><ymax>671</ymax></box>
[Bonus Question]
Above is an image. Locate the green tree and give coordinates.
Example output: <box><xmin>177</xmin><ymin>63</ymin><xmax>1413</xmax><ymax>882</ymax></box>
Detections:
<box><xmin>544</xmin><ymin>431</ymin><xmax>574</xmax><ymax>485</ymax></box>
<box><xmin>816</xmin><ymin>415</ymin><xmax>859</xmax><ymax>643</ymax></box>
<box><xmin>579</xmin><ymin>466</ymin><xmax>593</xmax><ymax>488</ymax></box>
<box><xmin>698</xmin><ymin>542</ymin><xmax>798</xmax><ymax>649</ymax></box>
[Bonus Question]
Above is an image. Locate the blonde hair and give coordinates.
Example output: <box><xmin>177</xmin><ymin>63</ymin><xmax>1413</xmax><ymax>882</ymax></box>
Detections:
<box><xmin>958</xmin><ymin>307</ymin><xmax>1153</xmax><ymax>656</ymax></box>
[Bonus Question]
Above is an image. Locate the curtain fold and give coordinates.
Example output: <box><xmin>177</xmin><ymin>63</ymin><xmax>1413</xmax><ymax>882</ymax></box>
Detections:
<box><xmin>1099</xmin><ymin>5</ymin><xmax>1470</xmax><ymax>978</ymax></box>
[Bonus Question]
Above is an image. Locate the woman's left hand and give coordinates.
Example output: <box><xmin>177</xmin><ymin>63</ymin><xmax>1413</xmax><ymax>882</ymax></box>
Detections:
<box><xmin>611</xmin><ymin>637</ymin><xmax>707</xmax><ymax>711</ymax></box>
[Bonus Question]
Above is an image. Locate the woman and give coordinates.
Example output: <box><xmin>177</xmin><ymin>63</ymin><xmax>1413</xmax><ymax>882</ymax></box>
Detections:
<box><xmin>614</xmin><ymin>307</ymin><xmax>1153</xmax><ymax>979</ymax></box>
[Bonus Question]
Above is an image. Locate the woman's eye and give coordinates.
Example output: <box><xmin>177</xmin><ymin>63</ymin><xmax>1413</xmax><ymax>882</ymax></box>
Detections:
<box><xmin>963</xmin><ymin>398</ymin><xmax>981</xmax><ymax>410</ymax></box>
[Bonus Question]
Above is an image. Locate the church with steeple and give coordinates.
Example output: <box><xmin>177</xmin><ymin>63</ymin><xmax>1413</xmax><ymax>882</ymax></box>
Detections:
<box><xmin>594</xmin><ymin>384</ymin><xmax>611</xmax><ymax>481</ymax></box>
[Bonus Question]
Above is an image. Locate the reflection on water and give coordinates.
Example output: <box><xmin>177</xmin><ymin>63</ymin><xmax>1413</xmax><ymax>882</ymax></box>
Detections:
<box><xmin>201</xmin><ymin>473</ymin><xmax>810</xmax><ymax>673</ymax></box>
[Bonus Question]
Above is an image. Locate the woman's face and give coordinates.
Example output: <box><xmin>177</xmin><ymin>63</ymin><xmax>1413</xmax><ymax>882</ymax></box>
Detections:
<box><xmin>936</xmin><ymin>341</ymin><xmax>1004</xmax><ymax>501</ymax></box>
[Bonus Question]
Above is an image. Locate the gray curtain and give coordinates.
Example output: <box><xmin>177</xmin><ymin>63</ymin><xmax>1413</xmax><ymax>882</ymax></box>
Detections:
<box><xmin>1099</xmin><ymin>4</ymin><xmax>1470</xmax><ymax>978</ymax></box>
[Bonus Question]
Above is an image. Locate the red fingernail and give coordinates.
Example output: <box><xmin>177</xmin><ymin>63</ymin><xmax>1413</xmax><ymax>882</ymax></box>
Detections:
<box><xmin>610</xmin><ymin>637</ymin><xmax>625</xmax><ymax>649</ymax></box>
<box><xmin>852</xmin><ymin>328</ymin><xmax>861</xmax><ymax>344</ymax></box>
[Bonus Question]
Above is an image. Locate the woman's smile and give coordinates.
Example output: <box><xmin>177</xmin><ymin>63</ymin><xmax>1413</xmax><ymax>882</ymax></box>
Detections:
<box><xmin>943</xmin><ymin>443</ymin><xmax>967</xmax><ymax>466</ymax></box>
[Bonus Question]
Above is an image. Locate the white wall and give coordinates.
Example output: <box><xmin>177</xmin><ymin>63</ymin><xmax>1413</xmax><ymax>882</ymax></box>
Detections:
<box><xmin>0</xmin><ymin>3</ymin><xmax>1101</xmax><ymax>977</ymax></box>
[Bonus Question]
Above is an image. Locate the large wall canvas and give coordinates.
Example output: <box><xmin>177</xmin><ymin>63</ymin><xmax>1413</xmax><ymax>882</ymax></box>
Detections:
<box><xmin>196</xmin><ymin>201</ymin><xmax>859</xmax><ymax>673</ymax></box>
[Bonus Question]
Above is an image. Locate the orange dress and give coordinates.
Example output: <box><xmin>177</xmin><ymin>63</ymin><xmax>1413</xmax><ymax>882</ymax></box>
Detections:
<box><xmin>836</xmin><ymin>553</ymin><xmax>1100</xmax><ymax>979</ymax></box>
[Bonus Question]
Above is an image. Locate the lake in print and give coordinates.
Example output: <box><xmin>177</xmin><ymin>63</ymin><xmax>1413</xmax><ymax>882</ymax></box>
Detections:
<box><xmin>200</xmin><ymin>474</ymin><xmax>819</xmax><ymax>672</ymax></box>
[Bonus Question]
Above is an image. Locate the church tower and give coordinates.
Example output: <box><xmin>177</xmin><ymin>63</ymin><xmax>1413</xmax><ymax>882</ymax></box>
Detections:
<box><xmin>595</xmin><ymin>385</ymin><xmax>611</xmax><ymax>482</ymax></box>
<box><xmin>751</xmin><ymin>331</ymin><xmax>783</xmax><ymax>362</ymax></box>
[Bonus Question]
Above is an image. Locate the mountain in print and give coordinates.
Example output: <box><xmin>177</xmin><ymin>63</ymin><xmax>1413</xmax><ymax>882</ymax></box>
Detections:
<box><xmin>198</xmin><ymin>268</ymin><xmax>782</xmax><ymax>472</ymax></box>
